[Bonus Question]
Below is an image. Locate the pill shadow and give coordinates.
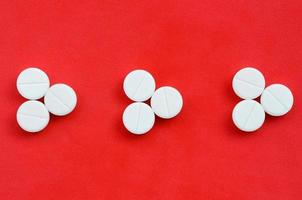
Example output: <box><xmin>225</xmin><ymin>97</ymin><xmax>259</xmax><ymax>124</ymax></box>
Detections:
<box><xmin>224</xmin><ymin>78</ymin><xmax>239</xmax><ymax>103</ymax></box>
<box><xmin>224</xmin><ymin>114</ymin><xmax>255</xmax><ymax>137</ymax></box>
<box><xmin>155</xmin><ymin>118</ymin><xmax>176</xmax><ymax>130</ymax></box>
<box><xmin>262</xmin><ymin>114</ymin><xmax>286</xmax><ymax>127</ymax></box>
<box><xmin>11</xmin><ymin>115</ymin><xmax>46</xmax><ymax>139</ymax></box>
<box><xmin>114</xmin><ymin>116</ymin><xmax>148</xmax><ymax>141</ymax></box>
<box><xmin>114</xmin><ymin>77</ymin><xmax>132</xmax><ymax>104</ymax></box>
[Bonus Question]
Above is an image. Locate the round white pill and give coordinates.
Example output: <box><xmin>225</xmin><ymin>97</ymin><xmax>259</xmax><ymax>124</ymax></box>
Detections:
<box><xmin>17</xmin><ymin>100</ymin><xmax>50</xmax><ymax>133</ymax></box>
<box><xmin>17</xmin><ymin>67</ymin><xmax>50</xmax><ymax>100</ymax></box>
<box><xmin>232</xmin><ymin>100</ymin><xmax>265</xmax><ymax>132</ymax></box>
<box><xmin>232</xmin><ymin>67</ymin><xmax>265</xmax><ymax>99</ymax></box>
<box><xmin>260</xmin><ymin>84</ymin><xmax>293</xmax><ymax>116</ymax></box>
<box><xmin>151</xmin><ymin>86</ymin><xmax>183</xmax><ymax>119</ymax></box>
<box><xmin>44</xmin><ymin>84</ymin><xmax>77</xmax><ymax>116</ymax></box>
<box><xmin>123</xmin><ymin>102</ymin><xmax>155</xmax><ymax>135</ymax></box>
<box><xmin>123</xmin><ymin>70</ymin><xmax>156</xmax><ymax>102</ymax></box>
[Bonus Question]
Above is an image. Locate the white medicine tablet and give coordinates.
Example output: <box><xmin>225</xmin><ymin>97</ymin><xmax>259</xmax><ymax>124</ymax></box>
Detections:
<box><xmin>123</xmin><ymin>102</ymin><xmax>155</xmax><ymax>135</ymax></box>
<box><xmin>44</xmin><ymin>84</ymin><xmax>77</xmax><ymax>116</ymax></box>
<box><xmin>260</xmin><ymin>84</ymin><xmax>294</xmax><ymax>116</ymax></box>
<box><xmin>232</xmin><ymin>67</ymin><xmax>265</xmax><ymax>99</ymax></box>
<box><xmin>151</xmin><ymin>86</ymin><xmax>183</xmax><ymax>119</ymax></box>
<box><xmin>17</xmin><ymin>100</ymin><xmax>50</xmax><ymax>133</ymax></box>
<box><xmin>17</xmin><ymin>67</ymin><xmax>50</xmax><ymax>100</ymax></box>
<box><xmin>232</xmin><ymin>100</ymin><xmax>265</xmax><ymax>132</ymax></box>
<box><xmin>123</xmin><ymin>70</ymin><xmax>156</xmax><ymax>102</ymax></box>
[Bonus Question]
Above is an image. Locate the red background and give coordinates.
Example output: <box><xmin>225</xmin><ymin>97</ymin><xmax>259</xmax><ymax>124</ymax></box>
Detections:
<box><xmin>0</xmin><ymin>0</ymin><xmax>302</xmax><ymax>199</ymax></box>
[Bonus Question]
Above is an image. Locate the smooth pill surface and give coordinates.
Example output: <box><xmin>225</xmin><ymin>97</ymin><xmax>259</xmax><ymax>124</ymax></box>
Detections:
<box><xmin>44</xmin><ymin>84</ymin><xmax>77</xmax><ymax>116</ymax></box>
<box><xmin>232</xmin><ymin>100</ymin><xmax>265</xmax><ymax>132</ymax></box>
<box><xmin>123</xmin><ymin>70</ymin><xmax>156</xmax><ymax>102</ymax></box>
<box><xmin>17</xmin><ymin>67</ymin><xmax>50</xmax><ymax>100</ymax></box>
<box><xmin>17</xmin><ymin>100</ymin><xmax>50</xmax><ymax>133</ymax></box>
<box><xmin>260</xmin><ymin>84</ymin><xmax>293</xmax><ymax>116</ymax></box>
<box><xmin>123</xmin><ymin>102</ymin><xmax>155</xmax><ymax>135</ymax></box>
<box><xmin>232</xmin><ymin>67</ymin><xmax>265</xmax><ymax>100</ymax></box>
<box><xmin>151</xmin><ymin>86</ymin><xmax>183</xmax><ymax>119</ymax></box>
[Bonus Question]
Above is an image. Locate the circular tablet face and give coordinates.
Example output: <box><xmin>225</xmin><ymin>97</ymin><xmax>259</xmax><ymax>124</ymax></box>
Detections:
<box><xmin>260</xmin><ymin>84</ymin><xmax>294</xmax><ymax>116</ymax></box>
<box><xmin>232</xmin><ymin>67</ymin><xmax>265</xmax><ymax>100</ymax></box>
<box><xmin>123</xmin><ymin>102</ymin><xmax>155</xmax><ymax>135</ymax></box>
<box><xmin>123</xmin><ymin>70</ymin><xmax>156</xmax><ymax>102</ymax></box>
<box><xmin>17</xmin><ymin>67</ymin><xmax>50</xmax><ymax>100</ymax></box>
<box><xmin>17</xmin><ymin>100</ymin><xmax>50</xmax><ymax>133</ymax></box>
<box><xmin>151</xmin><ymin>86</ymin><xmax>183</xmax><ymax>119</ymax></box>
<box><xmin>232</xmin><ymin>100</ymin><xmax>265</xmax><ymax>132</ymax></box>
<box><xmin>44</xmin><ymin>84</ymin><xmax>77</xmax><ymax>116</ymax></box>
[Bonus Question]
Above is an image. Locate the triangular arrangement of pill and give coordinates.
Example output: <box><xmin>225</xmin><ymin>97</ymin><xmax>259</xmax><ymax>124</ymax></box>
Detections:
<box><xmin>122</xmin><ymin>69</ymin><xmax>183</xmax><ymax>135</ymax></box>
<box><xmin>16</xmin><ymin>67</ymin><xmax>77</xmax><ymax>133</ymax></box>
<box><xmin>232</xmin><ymin>67</ymin><xmax>294</xmax><ymax>132</ymax></box>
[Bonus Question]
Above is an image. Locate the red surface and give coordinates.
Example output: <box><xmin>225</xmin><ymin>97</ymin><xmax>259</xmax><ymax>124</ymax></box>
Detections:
<box><xmin>0</xmin><ymin>0</ymin><xmax>302</xmax><ymax>199</ymax></box>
